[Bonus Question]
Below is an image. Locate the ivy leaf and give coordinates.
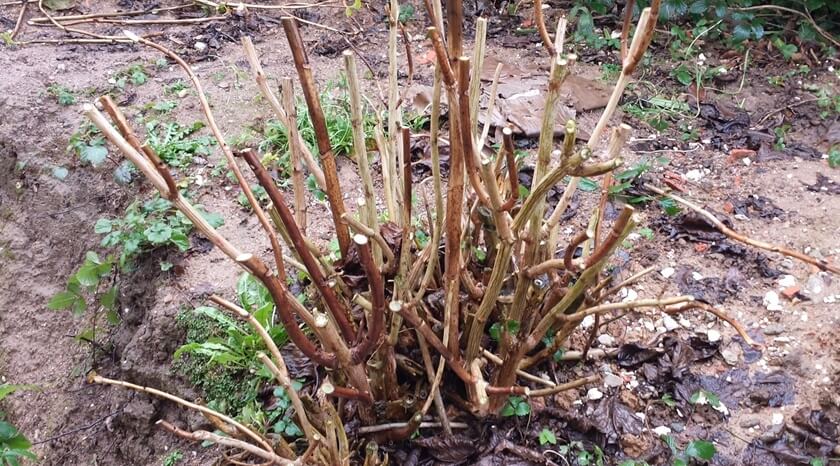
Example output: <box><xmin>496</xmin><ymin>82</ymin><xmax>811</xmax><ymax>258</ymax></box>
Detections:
<box><xmin>80</xmin><ymin>145</ymin><xmax>108</xmax><ymax>166</ymax></box>
<box><xmin>52</xmin><ymin>166</ymin><xmax>69</xmax><ymax>180</ymax></box>
<box><xmin>732</xmin><ymin>23</ymin><xmax>751</xmax><ymax>43</ymax></box>
<box><xmin>515</xmin><ymin>400</ymin><xmax>531</xmax><ymax>416</ymax></box>
<box><xmin>201</xmin><ymin>210</ymin><xmax>225</xmax><ymax>229</ymax></box>
<box><xmin>47</xmin><ymin>291</ymin><xmax>78</xmax><ymax>310</ymax></box>
<box><xmin>170</xmin><ymin>230</ymin><xmax>190</xmax><ymax>251</ymax></box>
<box><xmin>685</xmin><ymin>440</ymin><xmax>716</xmax><ymax>460</ymax></box>
<box><xmin>144</xmin><ymin>222</ymin><xmax>172</xmax><ymax>244</ymax></box>
<box><xmin>538</xmin><ymin>428</ymin><xmax>557</xmax><ymax>445</ymax></box>
<box><xmin>673</xmin><ymin>66</ymin><xmax>693</xmax><ymax>86</ymax></box>
<box><xmin>94</xmin><ymin>218</ymin><xmax>113</xmax><ymax>234</ymax></box>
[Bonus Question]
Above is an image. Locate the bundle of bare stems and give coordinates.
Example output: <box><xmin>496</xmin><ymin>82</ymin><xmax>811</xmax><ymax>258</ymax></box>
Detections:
<box><xmin>76</xmin><ymin>1</ymin><xmax>830</xmax><ymax>464</ymax></box>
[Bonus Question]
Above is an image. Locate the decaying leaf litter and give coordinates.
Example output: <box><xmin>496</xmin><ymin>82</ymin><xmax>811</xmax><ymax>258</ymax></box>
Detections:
<box><xmin>0</xmin><ymin>0</ymin><xmax>836</xmax><ymax>466</ymax></box>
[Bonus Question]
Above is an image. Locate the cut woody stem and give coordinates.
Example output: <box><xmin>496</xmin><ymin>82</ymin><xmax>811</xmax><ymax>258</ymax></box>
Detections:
<box><xmin>281</xmin><ymin>17</ymin><xmax>351</xmax><ymax>259</ymax></box>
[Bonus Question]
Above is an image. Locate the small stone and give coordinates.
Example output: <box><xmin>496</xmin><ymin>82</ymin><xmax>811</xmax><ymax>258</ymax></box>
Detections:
<box><xmin>685</xmin><ymin>169</ymin><xmax>704</xmax><ymax>181</ymax></box>
<box><xmin>660</xmin><ymin>267</ymin><xmax>676</xmax><ymax>279</ymax></box>
<box><xmin>804</xmin><ymin>274</ymin><xmax>825</xmax><ymax>297</ymax></box>
<box><xmin>194</xmin><ymin>41</ymin><xmax>207</xmax><ymax>51</ymax></box>
<box><xmin>771</xmin><ymin>412</ymin><xmax>784</xmax><ymax>425</ymax></box>
<box><xmin>642</xmin><ymin>319</ymin><xmax>655</xmax><ymax>332</ymax></box>
<box><xmin>218</xmin><ymin>81</ymin><xmax>230</xmax><ymax>89</ymax></box>
<box><xmin>620</xmin><ymin>288</ymin><xmax>638</xmax><ymax>303</ymax></box>
<box><xmin>670</xmin><ymin>422</ymin><xmax>685</xmax><ymax>433</ymax></box>
<box><xmin>762</xmin><ymin>324</ymin><xmax>784</xmax><ymax>336</ymax></box>
<box><xmin>764</xmin><ymin>291</ymin><xmax>783</xmax><ymax>311</ymax></box>
<box><xmin>663</xmin><ymin>316</ymin><xmax>680</xmax><ymax>331</ymax></box>
<box><xmin>580</xmin><ymin>315</ymin><xmax>596</xmax><ymax>329</ymax></box>
<box><xmin>760</xmin><ymin>423</ymin><xmax>785</xmax><ymax>442</ymax></box>
<box><xmin>739</xmin><ymin>416</ymin><xmax>763</xmax><ymax>429</ymax></box>
<box><xmin>177</xmin><ymin>89</ymin><xmax>189</xmax><ymax>98</ymax></box>
<box><xmin>597</xmin><ymin>334</ymin><xmax>615</xmax><ymax>347</ymax></box>
<box><xmin>777</xmin><ymin>274</ymin><xmax>796</xmax><ymax>288</ymax></box>
<box><xmin>587</xmin><ymin>388</ymin><xmax>604</xmax><ymax>401</ymax></box>
<box><xmin>679</xmin><ymin>318</ymin><xmax>692</xmax><ymax>328</ymax></box>
<box><xmin>652</xmin><ymin>426</ymin><xmax>671</xmax><ymax>436</ymax></box>
<box><xmin>692</xmin><ymin>271</ymin><xmax>704</xmax><ymax>281</ymax></box>
<box><xmin>603</xmin><ymin>373</ymin><xmax>624</xmax><ymax>388</ymax></box>
<box><xmin>721</xmin><ymin>343</ymin><xmax>742</xmax><ymax>366</ymax></box>
<box><xmin>707</xmin><ymin>329</ymin><xmax>721</xmax><ymax>342</ymax></box>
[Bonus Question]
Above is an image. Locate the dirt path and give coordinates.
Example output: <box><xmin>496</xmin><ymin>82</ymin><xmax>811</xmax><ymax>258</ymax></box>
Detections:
<box><xmin>1</xmin><ymin>2</ymin><xmax>838</xmax><ymax>465</ymax></box>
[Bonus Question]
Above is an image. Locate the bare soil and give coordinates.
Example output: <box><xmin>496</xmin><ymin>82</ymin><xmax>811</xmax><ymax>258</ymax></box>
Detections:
<box><xmin>0</xmin><ymin>1</ymin><xmax>838</xmax><ymax>465</ymax></box>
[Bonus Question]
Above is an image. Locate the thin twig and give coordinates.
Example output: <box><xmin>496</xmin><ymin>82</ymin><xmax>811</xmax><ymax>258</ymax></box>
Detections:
<box><xmin>528</xmin><ymin>375</ymin><xmax>600</xmax><ymax>398</ymax></box>
<box><xmin>157</xmin><ymin>421</ymin><xmax>293</xmax><ymax>465</ymax></box>
<box><xmin>10</xmin><ymin>0</ymin><xmax>27</xmax><ymax>40</ymax></box>
<box><xmin>88</xmin><ymin>372</ymin><xmax>272</xmax><ymax>452</ymax></box>
<box><xmin>644</xmin><ymin>184</ymin><xmax>839</xmax><ymax>274</ymax></box>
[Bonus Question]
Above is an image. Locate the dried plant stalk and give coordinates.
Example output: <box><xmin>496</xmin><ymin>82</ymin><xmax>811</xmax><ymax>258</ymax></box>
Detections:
<box><xmin>281</xmin><ymin>17</ymin><xmax>351</xmax><ymax>258</ymax></box>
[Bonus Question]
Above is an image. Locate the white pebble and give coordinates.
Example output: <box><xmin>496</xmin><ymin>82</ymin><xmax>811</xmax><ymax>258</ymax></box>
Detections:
<box><xmin>777</xmin><ymin>275</ymin><xmax>796</xmax><ymax>288</ymax></box>
<box><xmin>653</xmin><ymin>426</ymin><xmax>672</xmax><ymax>436</ymax></box>
<box><xmin>587</xmin><ymin>388</ymin><xmax>604</xmax><ymax>400</ymax></box>
<box><xmin>764</xmin><ymin>291</ymin><xmax>783</xmax><ymax>311</ymax></box>
<box><xmin>707</xmin><ymin>329</ymin><xmax>721</xmax><ymax>342</ymax></box>
<box><xmin>771</xmin><ymin>413</ymin><xmax>784</xmax><ymax>425</ymax></box>
<box><xmin>598</xmin><ymin>334</ymin><xmax>615</xmax><ymax>346</ymax></box>
<box><xmin>660</xmin><ymin>267</ymin><xmax>676</xmax><ymax>279</ymax></box>
<box><xmin>663</xmin><ymin>316</ymin><xmax>680</xmax><ymax>331</ymax></box>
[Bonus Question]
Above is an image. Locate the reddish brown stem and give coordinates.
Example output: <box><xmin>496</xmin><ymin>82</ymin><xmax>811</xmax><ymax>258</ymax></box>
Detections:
<box><xmin>98</xmin><ymin>95</ymin><xmax>143</xmax><ymax>151</ymax></box>
<box><xmin>427</xmin><ymin>27</ymin><xmax>455</xmax><ymax>87</ymax></box>
<box><xmin>456</xmin><ymin>56</ymin><xmax>491</xmax><ymax>207</ymax></box>
<box><xmin>238</xmin><ymin>149</ymin><xmax>357</xmax><ymax>344</ymax></box>
<box><xmin>350</xmin><ymin>235</ymin><xmax>385</xmax><ymax>365</ymax></box>
<box><xmin>140</xmin><ymin>145</ymin><xmax>178</xmax><ymax>202</ymax></box>
<box><xmin>216</xmin><ymin>260</ymin><xmax>338</xmax><ymax>369</ymax></box>
<box><xmin>564</xmin><ymin>230</ymin><xmax>590</xmax><ymax>271</ymax></box>
<box><xmin>321</xmin><ymin>381</ymin><xmax>374</xmax><ymax>404</ymax></box>
<box><xmin>446</xmin><ymin>0</ymin><xmax>463</xmax><ymax>60</ymax></box>
<box><xmin>402</xmin><ymin>126</ymin><xmax>412</xmax><ymax>224</ymax></box>
<box><xmin>394</xmin><ymin>302</ymin><xmax>474</xmax><ymax>384</ymax></box>
<box><xmin>585</xmin><ymin>206</ymin><xmax>634</xmax><ymax>268</ymax></box>
<box><xmin>534</xmin><ymin>0</ymin><xmax>556</xmax><ymax>57</ymax></box>
<box><xmin>281</xmin><ymin>17</ymin><xmax>351</xmax><ymax>259</ymax></box>
<box><xmin>486</xmin><ymin>385</ymin><xmax>529</xmax><ymax>396</ymax></box>
<box><xmin>620</xmin><ymin>0</ymin><xmax>636</xmax><ymax>63</ymax></box>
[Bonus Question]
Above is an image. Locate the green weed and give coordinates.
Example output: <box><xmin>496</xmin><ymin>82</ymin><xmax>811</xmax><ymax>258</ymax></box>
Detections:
<box><xmin>174</xmin><ymin>274</ymin><xmax>303</xmax><ymax>437</ymax></box>
<box><xmin>661</xmin><ymin>434</ymin><xmax>716</xmax><ymax>466</ymax></box>
<box><xmin>0</xmin><ymin>384</ymin><xmax>38</xmax><ymax>466</ymax></box>
<box><xmin>145</xmin><ymin>120</ymin><xmax>215</xmax><ymax>168</ymax></box>
<box><xmin>47</xmin><ymin>84</ymin><xmax>76</xmax><ymax>106</ymax></box>
<box><xmin>162</xmin><ymin>450</ymin><xmax>183</xmax><ymax>466</ymax></box>
<box><xmin>96</xmin><ymin>195</ymin><xmax>224</xmax><ymax>269</ymax></box>
<box><xmin>68</xmin><ymin>121</ymin><xmax>108</xmax><ymax>167</ymax></box>
<box><xmin>500</xmin><ymin>396</ymin><xmax>530</xmax><ymax>417</ymax></box>
<box><xmin>538</xmin><ymin>428</ymin><xmax>557</xmax><ymax>446</ymax></box>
